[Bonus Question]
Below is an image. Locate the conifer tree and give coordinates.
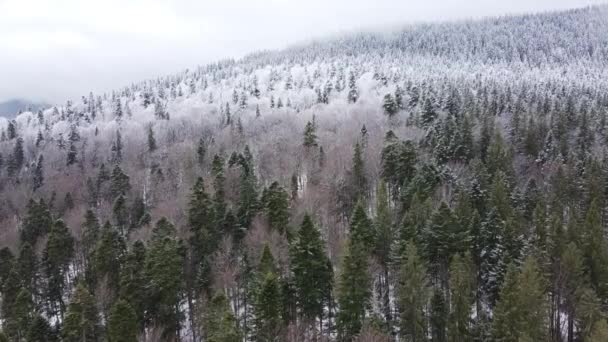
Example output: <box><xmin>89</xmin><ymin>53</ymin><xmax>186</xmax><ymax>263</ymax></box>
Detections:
<box><xmin>383</xmin><ymin>93</ymin><xmax>398</xmax><ymax>117</ymax></box>
<box><xmin>33</xmin><ymin>155</ymin><xmax>44</xmax><ymax>191</ymax></box>
<box><xmin>492</xmin><ymin>257</ymin><xmax>547</xmax><ymax>341</ymax></box>
<box><xmin>108</xmin><ymin>299</ymin><xmax>137</xmax><ymax>342</ymax></box>
<box><xmin>290</xmin><ymin>214</ymin><xmax>333</xmax><ymax>323</ymax></box>
<box><xmin>145</xmin><ymin>218</ymin><xmax>184</xmax><ymax>339</ymax></box>
<box><xmin>350</xmin><ymin>201</ymin><xmax>375</xmax><ymax>251</ymax></box>
<box><xmin>430</xmin><ymin>289</ymin><xmax>447</xmax><ymax>342</ymax></box>
<box><xmin>62</xmin><ymin>282</ymin><xmax>99</xmax><ymax>342</ymax></box>
<box><xmin>347</xmin><ymin>71</ymin><xmax>359</xmax><ymax>103</ymax></box>
<box><xmin>197</xmin><ymin>138</ymin><xmax>206</xmax><ymax>165</ymax></box>
<box><xmin>303</xmin><ymin>121</ymin><xmax>318</xmax><ymax>147</ymax></box>
<box><xmin>262</xmin><ymin>181</ymin><xmax>290</xmax><ymax>234</ymax></box>
<box><xmin>147</xmin><ymin>125</ymin><xmax>157</xmax><ymax>152</ymax></box>
<box><xmin>204</xmin><ymin>293</ymin><xmax>242</xmax><ymax>342</ymax></box>
<box><xmin>398</xmin><ymin>241</ymin><xmax>429</xmax><ymax>342</ymax></box>
<box><xmin>447</xmin><ymin>254</ymin><xmax>474</xmax><ymax>342</ymax></box>
<box><xmin>350</xmin><ymin>142</ymin><xmax>368</xmax><ymax>203</ymax></box>
<box><xmin>109</xmin><ymin>165</ymin><xmax>130</xmax><ymax>199</ymax></box>
<box><xmin>26</xmin><ymin>314</ymin><xmax>54</xmax><ymax>342</ymax></box>
<box><xmin>253</xmin><ymin>246</ymin><xmax>283</xmax><ymax>341</ymax></box>
<box><xmin>421</xmin><ymin>97</ymin><xmax>438</xmax><ymax>127</ymax></box>
<box><xmin>111</xmin><ymin>130</ymin><xmax>123</xmax><ymax>164</ymax></box>
<box><xmin>374</xmin><ymin>181</ymin><xmax>393</xmax><ymax>323</ymax></box>
<box><xmin>44</xmin><ymin>219</ymin><xmax>74</xmax><ymax>321</ymax></box>
<box><xmin>119</xmin><ymin>241</ymin><xmax>147</xmax><ymax>333</ymax></box>
<box><xmin>336</xmin><ymin>238</ymin><xmax>371</xmax><ymax>341</ymax></box>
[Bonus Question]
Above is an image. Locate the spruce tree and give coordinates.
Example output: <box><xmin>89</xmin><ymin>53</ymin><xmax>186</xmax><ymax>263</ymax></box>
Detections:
<box><xmin>492</xmin><ymin>257</ymin><xmax>547</xmax><ymax>341</ymax></box>
<box><xmin>205</xmin><ymin>293</ymin><xmax>242</xmax><ymax>342</ymax></box>
<box><xmin>26</xmin><ymin>315</ymin><xmax>54</xmax><ymax>342</ymax></box>
<box><xmin>336</xmin><ymin>238</ymin><xmax>371</xmax><ymax>341</ymax></box>
<box><xmin>398</xmin><ymin>241</ymin><xmax>429</xmax><ymax>342</ymax></box>
<box><xmin>44</xmin><ymin>219</ymin><xmax>74</xmax><ymax>321</ymax></box>
<box><xmin>383</xmin><ymin>93</ymin><xmax>398</xmax><ymax>117</ymax></box>
<box><xmin>421</xmin><ymin>97</ymin><xmax>437</xmax><ymax>127</ymax></box>
<box><xmin>262</xmin><ymin>181</ymin><xmax>290</xmax><ymax>234</ymax></box>
<box><xmin>430</xmin><ymin>289</ymin><xmax>448</xmax><ymax>342</ymax></box>
<box><xmin>33</xmin><ymin>155</ymin><xmax>44</xmax><ymax>191</ymax></box>
<box><xmin>290</xmin><ymin>214</ymin><xmax>333</xmax><ymax>322</ymax></box>
<box><xmin>108</xmin><ymin>299</ymin><xmax>137</xmax><ymax>342</ymax></box>
<box><xmin>62</xmin><ymin>282</ymin><xmax>99</xmax><ymax>342</ymax></box>
<box><xmin>119</xmin><ymin>241</ymin><xmax>147</xmax><ymax>333</ymax></box>
<box><xmin>303</xmin><ymin>121</ymin><xmax>318</xmax><ymax>147</ymax></box>
<box><xmin>145</xmin><ymin>218</ymin><xmax>184</xmax><ymax>340</ymax></box>
<box><xmin>447</xmin><ymin>254</ymin><xmax>474</xmax><ymax>342</ymax></box>
<box><xmin>147</xmin><ymin>125</ymin><xmax>157</xmax><ymax>152</ymax></box>
<box><xmin>253</xmin><ymin>247</ymin><xmax>283</xmax><ymax>341</ymax></box>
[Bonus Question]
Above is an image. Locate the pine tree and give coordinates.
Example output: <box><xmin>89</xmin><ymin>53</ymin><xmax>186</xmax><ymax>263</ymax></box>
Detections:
<box><xmin>188</xmin><ymin>178</ymin><xmax>217</xmax><ymax>295</ymax></box>
<box><xmin>430</xmin><ymin>289</ymin><xmax>447</xmax><ymax>342</ymax></box>
<box><xmin>447</xmin><ymin>254</ymin><xmax>474</xmax><ymax>342</ymax></box>
<box><xmin>383</xmin><ymin>93</ymin><xmax>398</xmax><ymax>117</ymax></box>
<box><xmin>421</xmin><ymin>97</ymin><xmax>438</xmax><ymax>127</ymax></box>
<box><xmin>108</xmin><ymin>299</ymin><xmax>137</xmax><ymax>342</ymax></box>
<box><xmin>253</xmin><ymin>247</ymin><xmax>283</xmax><ymax>341</ymax></box>
<box><xmin>350</xmin><ymin>201</ymin><xmax>375</xmax><ymax>251</ymax></box>
<box><xmin>26</xmin><ymin>315</ymin><xmax>54</xmax><ymax>342</ymax></box>
<box><xmin>112</xmin><ymin>195</ymin><xmax>129</xmax><ymax>236</ymax></box>
<box><xmin>109</xmin><ymin>165</ymin><xmax>130</xmax><ymax>199</ymax></box>
<box><xmin>119</xmin><ymin>241</ymin><xmax>147</xmax><ymax>333</ymax></box>
<box><xmin>336</xmin><ymin>238</ymin><xmax>371</xmax><ymax>341</ymax></box>
<box><xmin>44</xmin><ymin>219</ymin><xmax>74</xmax><ymax>321</ymax></box>
<box><xmin>205</xmin><ymin>293</ymin><xmax>242</xmax><ymax>342</ymax></box>
<box><xmin>262</xmin><ymin>181</ymin><xmax>290</xmax><ymax>234</ymax></box>
<box><xmin>7</xmin><ymin>121</ymin><xmax>17</xmax><ymax>140</ymax></box>
<box><xmin>114</xmin><ymin>97</ymin><xmax>123</xmax><ymax>120</ymax></box>
<box><xmin>399</xmin><ymin>241</ymin><xmax>429</xmax><ymax>342</ymax></box>
<box><xmin>7</xmin><ymin>137</ymin><xmax>24</xmax><ymax>176</ymax></box>
<box><xmin>582</xmin><ymin>200</ymin><xmax>608</xmax><ymax>299</ymax></box>
<box><xmin>374</xmin><ymin>181</ymin><xmax>393</xmax><ymax>324</ymax></box>
<box><xmin>92</xmin><ymin>222</ymin><xmax>126</xmax><ymax>309</ymax></box>
<box><xmin>20</xmin><ymin>199</ymin><xmax>53</xmax><ymax>247</ymax></box>
<box><xmin>147</xmin><ymin>125</ymin><xmax>157</xmax><ymax>152</ymax></box>
<box><xmin>303</xmin><ymin>121</ymin><xmax>318</xmax><ymax>147</ymax></box>
<box><xmin>290</xmin><ymin>214</ymin><xmax>333</xmax><ymax>322</ymax></box>
<box><xmin>62</xmin><ymin>282</ymin><xmax>99</xmax><ymax>342</ymax></box>
<box><xmin>350</xmin><ymin>142</ymin><xmax>368</xmax><ymax>203</ymax></box>
<box><xmin>492</xmin><ymin>257</ymin><xmax>547</xmax><ymax>341</ymax></box>
<box><xmin>111</xmin><ymin>131</ymin><xmax>123</xmax><ymax>164</ymax></box>
<box><xmin>33</xmin><ymin>155</ymin><xmax>44</xmax><ymax>191</ymax></box>
<box><xmin>145</xmin><ymin>218</ymin><xmax>184</xmax><ymax>340</ymax></box>
<box><xmin>347</xmin><ymin>71</ymin><xmax>359</xmax><ymax>103</ymax></box>
<box><xmin>197</xmin><ymin>138</ymin><xmax>206</xmax><ymax>165</ymax></box>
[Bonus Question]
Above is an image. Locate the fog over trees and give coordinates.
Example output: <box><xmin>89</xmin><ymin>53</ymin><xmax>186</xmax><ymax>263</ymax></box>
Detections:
<box><xmin>1</xmin><ymin>5</ymin><xmax>608</xmax><ymax>341</ymax></box>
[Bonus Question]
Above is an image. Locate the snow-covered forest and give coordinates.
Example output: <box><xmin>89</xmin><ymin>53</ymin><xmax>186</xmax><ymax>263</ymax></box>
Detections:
<box><xmin>1</xmin><ymin>4</ymin><xmax>608</xmax><ymax>341</ymax></box>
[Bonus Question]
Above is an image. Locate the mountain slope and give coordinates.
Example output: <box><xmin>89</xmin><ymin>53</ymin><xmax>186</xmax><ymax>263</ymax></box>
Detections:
<box><xmin>0</xmin><ymin>5</ymin><xmax>607</xmax><ymax>341</ymax></box>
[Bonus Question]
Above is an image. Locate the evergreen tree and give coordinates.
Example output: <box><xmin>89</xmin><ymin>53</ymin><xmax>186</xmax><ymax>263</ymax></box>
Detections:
<box><xmin>492</xmin><ymin>257</ymin><xmax>547</xmax><ymax>341</ymax></box>
<box><xmin>290</xmin><ymin>214</ymin><xmax>333</xmax><ymax>322</ymax></box>
<box><xmin>350</xmin><ymin>142</ymin><xmax>368</xmax><ymax>202</ymax></box>
<box><xmin>336</xmin><ymin>238</ymin><xmax>371</xmax><ymax>341</ymax></box>
<box><xmin>383</xmin><ymin>93</ymin><xmax>398</xmax><ymax>117</ymax></box>
<box><xmin>145</xmin><ymin>218</ymin><xmax>184</xmax><ymax>340</ymax></box>
<box><xmin>112</xmin><ymin>195</ymin><xmax>129</xmax><ymax>235</ymax></box>
<box><xmin>262</xmin><ymin>181</ymin><xmax>290</xmax><ymax>234</ymax></box>
<box><xmin>62</xmin><ymin>282</ymin><xmax>99</xmax><ymax>342</ymax></box>
<box><xmin>33</xmin><ymin>155</ymin><xmax>44</xmax><ymax>191</ymax></box>
<box><xmin>347</xmin><ymin>71</ymin><xmax>359</xmax><ymax>103</ymax></box>
<box><xmin>108</xmin><ymin>299</ymin><xmax>137</xmax><ymax>342</ymax></box>
<box><xmin>374</xmin><ymin>181</ymin><xmax>393</xmax><ymax>323</ymax></box>
<box><xmin>350</xmin><ymin>201</ymin><xmax>375</xmax><ymax>251</ymax></box>
<box><xmin>253</xmin><ymin>247</ymin><xmax>283</xmax><ymax>341</ymax></box>
<box><xmin>197</xmin><ymin>138</ymin><xmax>206</xmax><ymax>165</ymax></box>
<box><xmin>421</xmin><ymin>97</ymin><xmax>438</xmax><ymax>127</ymax></box>
<box><xmin>399</xmin><ymin>241</ymin><xmax>429</xmax><ymax>342</ymax></box>
<box><xmin>447</xmin><ymin>254</ymin><xmax>474</xmax><ymax>342</ymax></box>
<box><xmin>147</xmin><ymin>125</ymin><xmax>157</xmax><ymax>152</ymax></box>
<box><xmin>119</xmin><ymin>241</ymin><xmax>147</xmax><ymax>333</ymax></box>
<box><xmin>303</xmin><ymin>121</ymin><xmax>318</xmax><ymax>147</ymax></box>
<box><xmin>7</xmin><ymin>137</ymin><xmax>24</xmax><ymax>176</ymax></box>
<box><xmin>204</xmin><ymin>293</ymin><xmax>242</xmax><ymax>342</ymax></box>
<box><xmin>109</xmin><ymin>165</ymin><xmax>130</xmax><ymax>199</ymax></box>
<box><xmin>111</xmin><ymin>130</ymin><xmax>123</xmax><ymax>164</ymax></box>
<box><xmin>26</xmin><ymin>315</ymin><xmax>54</xmax><ymax>342</ymax></box>
<box><xmin>44</xmin><ymin>219</ymin><xmax>74</xmax><ymax>321</ymax></box>
<box><xmin>430</xmin><ymin>289</ymin><xmax>447</xmax><ymax>342</ymax></box>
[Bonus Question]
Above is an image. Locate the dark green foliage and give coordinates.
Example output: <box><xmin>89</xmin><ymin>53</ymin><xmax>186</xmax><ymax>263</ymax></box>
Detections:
<box><xmin>62</xmin><ymin>282</ymin><xmax>99</xmax><ymax>342</ymax></box>
<box><xmin>399</xmin><ymin>242</ymin><xmax>430</xmax><ymax>342</ymax></box>
<box><xmin>303</xmin><ymin>121</ymin><xmax>318</xmax><ymax>147</ymax></box>
<box><xmin>109</xmin><ymin>165</ymin><xmax>130</xmax><ymax>199</ymax></box>
<box><xmin>20</xmin><ymin>199</ymin><xmax>52</xmax><ymax>247</ymax></box>
<box><xmin>44</xmin><ymin>219</ymin><xmax>74</xmax><ymax>320</ymax></box>
<box><xmin>383</xmin><ymin>93</ymin><xmax>398</xmax><ymax>117</ymax></box>
<box><xmin>262</xmin><ymin>181</ymin><xmax>290</xmax><ymax>234</ymax></box>
<box><xmin>147</xmin><ymin>125</ymin><xmax>157</xmax><ymax>152</ymax></box>
<box><xmin>33</xmin><ymin>155</ymin><xmax>44</xmax><ymax>191</ymax></box>
<box><xmin>430</xmin><ymin>290</ymin><xmax>447</xmax><ymax>342</ymax></box>
<box><xmin>205</xmin><ymin>293</ymin><xmax>242</xmax><ymax>342</ymax></box>
<box><xmin>253</xmin><ymin>247</ymin><xmax>283</xmax><ymax>341</ymax></box>
<box><xmin>145</xmin><ymin>218</ymin><xmax>184</xmax><ymax>339</ymax></box>
<box><xmin>108</xmin><ymin>299</ymin><xmax>138</xmax><ymax>342</ymax></box>
<box><xmin>290</xmin><ymin>214</ymin><xmax>333</xmax><ymax>321</ymax></box>
<box><xmin>119</xmin><ymin>241</ymin><xmax>147</xmax><ymax>332</ymax></box>
<box><xmin>381</xmin><ymin>133</ymin><xmax>417</xmax><ymax>197</ymax></box>
<box><xmin>336</xmin><ymin>238</ymin><xmax>371</xmax><ymax>341</ymax></box>
<box><xmin>27</xmin><ymin>314</ymin><xmax>55</xmax><ymax>342</ymax></box>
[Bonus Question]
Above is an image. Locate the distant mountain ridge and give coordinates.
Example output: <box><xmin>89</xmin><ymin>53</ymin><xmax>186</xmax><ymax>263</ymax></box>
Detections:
<box><xmin>0</xmin><ymin>99</ymin><xmax>48</xmax><ymax>118</ymax></box>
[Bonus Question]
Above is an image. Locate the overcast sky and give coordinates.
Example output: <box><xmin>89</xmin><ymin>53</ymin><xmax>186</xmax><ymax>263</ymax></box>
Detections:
<box><xmin>0</xmin><ymin>0</ymin><xmax>604</xmax><ymax>104</ymax></box>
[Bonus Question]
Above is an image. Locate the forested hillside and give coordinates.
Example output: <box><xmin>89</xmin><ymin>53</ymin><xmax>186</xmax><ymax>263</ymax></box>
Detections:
<box><xmin>1</xmin><ymin>5</ymin><xmax>608</xmax><ymax>341</ymax></box>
